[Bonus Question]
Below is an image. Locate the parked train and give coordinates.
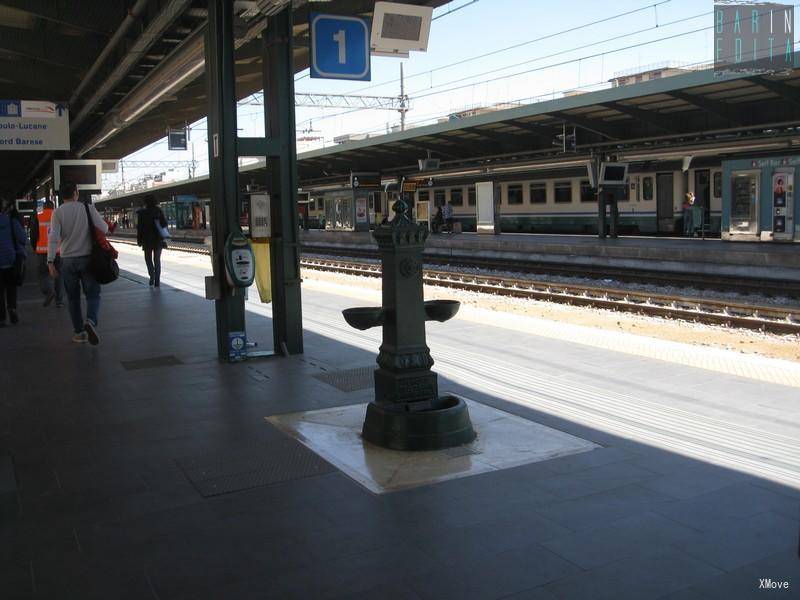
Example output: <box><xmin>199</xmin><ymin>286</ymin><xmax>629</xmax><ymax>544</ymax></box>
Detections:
<box><xmin>301</xmin><ymin>162</ymin><xmax>723</xmax><ymax>235</ymax></box>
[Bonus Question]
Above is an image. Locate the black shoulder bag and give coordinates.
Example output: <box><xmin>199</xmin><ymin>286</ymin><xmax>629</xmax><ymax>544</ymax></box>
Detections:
<box><xmin>8</xmin><ymin>216</ymin><xmax>26</xmax><ymax>286</ymax></box>
<box><xmin>84</xmin><ymin>203</ymin><xmax>119</xmax><ymax>284</ymax></box>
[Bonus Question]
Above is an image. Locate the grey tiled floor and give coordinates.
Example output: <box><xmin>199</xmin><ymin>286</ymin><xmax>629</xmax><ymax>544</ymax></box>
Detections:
<box><xmin>0</xmin><ymin>251</ymin><xmax>798</xmax><ymax>599</ymax></box>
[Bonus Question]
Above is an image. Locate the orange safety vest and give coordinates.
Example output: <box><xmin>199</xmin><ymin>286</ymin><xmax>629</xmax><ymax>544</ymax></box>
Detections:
<box><xmin>36</xmin><ymin>208</ymin><xmax>54</xmax><ymax>255</ymax></box>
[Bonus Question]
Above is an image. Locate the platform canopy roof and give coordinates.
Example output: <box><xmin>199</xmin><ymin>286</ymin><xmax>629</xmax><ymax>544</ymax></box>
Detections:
<box><xmin>96</xmin><ymin>64</ymin><xmax>800</xmax><ymax>209</ymax></box>
<box><xmin>0</xmin><ymin>0</ymin><xmax>448</xmax><ymax>198</ymax></box>
<box><xmin>296</xmin><ymin>66</ymin><xmax>800</xmax><ymax>185</ymax></box>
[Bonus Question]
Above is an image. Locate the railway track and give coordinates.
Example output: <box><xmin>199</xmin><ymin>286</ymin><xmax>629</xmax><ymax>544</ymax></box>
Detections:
<box><xmin>110</xmin><ymin>236</ymin><xmax>800</xmax><ymax>335</ymax></box>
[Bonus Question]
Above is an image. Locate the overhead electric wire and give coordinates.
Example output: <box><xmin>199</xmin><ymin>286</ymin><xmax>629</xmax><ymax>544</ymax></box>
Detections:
<box><xmin>295</xmin><ymin>3</ymin><xmax>796</xmax><ymax>130</ymax></box>
<box><xmin>303</xmin><ymin>26</ymin><xmax>800</xmax><ymax>146</ymax></box>
<box><xmin>349</xmin><ymin>0</ymin><xmax>673</xmax><ymax>95</ymax></box>
<box><xmin>410</xmin><ymin>5</ymin><xmax>799</xmax><ymax>102</ymax></box>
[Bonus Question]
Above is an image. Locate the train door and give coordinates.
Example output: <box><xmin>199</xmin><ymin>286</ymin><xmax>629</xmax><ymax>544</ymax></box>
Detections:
<box><xmin>656</xmin><ymin>173</ymin><xmax>674</xmax><ymax>233</ymax></box>
<box><xmin>694</xmin><ymin>169</ymin><xmax>711</xmax><ymax>229</ymax></box>
<box><xmin>729</xmin><ymin>170</ymin><xmax>760</xmax><ymax>236</ymax></box>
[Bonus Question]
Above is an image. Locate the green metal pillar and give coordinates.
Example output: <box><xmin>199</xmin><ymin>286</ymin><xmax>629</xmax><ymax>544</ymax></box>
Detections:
<box><xmin>206</xmin><ymin>0</ymin><xmax>246</xmax><ymax>361</ymax></box>
<box><xmin>263</xmin><ymin>9</ymin><xmax>303</xmax><ymax>355</ymax></box>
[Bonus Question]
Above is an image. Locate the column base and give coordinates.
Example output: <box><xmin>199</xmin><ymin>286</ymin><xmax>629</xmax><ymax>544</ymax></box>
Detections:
<box><xmin>362</xmin><ymin>395</ymin><xmax>476</xmax><ymax>451</ymax></box>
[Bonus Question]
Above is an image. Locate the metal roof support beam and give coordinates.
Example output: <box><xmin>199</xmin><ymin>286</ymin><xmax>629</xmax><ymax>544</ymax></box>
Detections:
<box><xmin>429</xmin><ymin>133</ymin><xmax>498</xmax><ymax>155</ymax></box>
<box><xmin>263</xmin><ymin>7</ymin><xmax>304</xmax><ymax>355</ymax></box>
<box><xmin>750</xmin><ymin>77</ymin><xmax>800</xmax><ymax>108</ymax></box>
<box><xmin>600</xmin><ymin>102</ymin><xmax>683</xmax><ymax>134</ymax></box>
<box><xmin>0</xmin><ymin>25</ymin><xmax>101</xmax><ymax>70</ymax></box>
<box><xmin>399</xmin><ymin>139</ymin><xmax>467</xmax><ymax>160</ymax></box>
<box><xmin>0</xmin><ymin>0</ymin><xmax>125</xmax><ymax>36</ymax></box>
<box><xmin>667</xmin><ymin>90</ymin><xmax>747</xmax><ymax>126</ymax></box>
<box><xmin>70</xmin><ymin>0</ymin><xmax>193</xmax><ymax>134</ymax></box>
<box><xmin>503</xmin><ymin>120</ymin><xmax>556</xmax><ymax>141</ymax></box>
<box><xmin>470</xmin><ymin>128</ymin><xmax>534</xmax><ymax>151</ymax></box>
<box><xmin>546</xmin><ymin>111</ymin><xmax>620</xmax><ymax>140</ymax></box>
<box><xmin>206</xmin><ymin>0</ymin><xmax>247</xmax><ymax>362</ymax></box>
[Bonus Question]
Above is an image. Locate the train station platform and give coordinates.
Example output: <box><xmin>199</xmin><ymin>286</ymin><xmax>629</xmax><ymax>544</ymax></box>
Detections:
<box><xmin>300</xmin><ymin>230</ymin><xmax>800</xmax><ymax>285</ymax></box>
<box><xmin>1</xmin><ymin>248</ymin><xmax>799</xmax><ymax>599</ymax></box>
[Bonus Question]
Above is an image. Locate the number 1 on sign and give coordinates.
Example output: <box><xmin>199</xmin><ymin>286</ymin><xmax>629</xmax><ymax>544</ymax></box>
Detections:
<box><xmin>333</xmin><ymin>29</ymin><xmax>346</xmax><ymax>64</ymax></box>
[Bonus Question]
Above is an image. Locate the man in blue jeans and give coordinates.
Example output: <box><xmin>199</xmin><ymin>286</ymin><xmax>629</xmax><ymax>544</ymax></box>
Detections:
<box><xmin>47</xmin><ymin>181</ymin><xmax>108</xmax><ymax>345</ymax></box>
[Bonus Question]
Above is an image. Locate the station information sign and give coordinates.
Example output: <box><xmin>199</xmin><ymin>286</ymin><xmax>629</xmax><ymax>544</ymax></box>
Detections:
<box><xmin>310</xmin><ymin>13</ymin><xmax>371</xmax><ymax>81</ymax></box>
<box><xmin>0</xmin><ymin>100</ymin><xmax>69</xmax><ymax>150</ymax></box>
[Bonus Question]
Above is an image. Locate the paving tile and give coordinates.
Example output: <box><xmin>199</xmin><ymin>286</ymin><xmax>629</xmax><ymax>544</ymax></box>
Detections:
<box><xmin>545</xmin><ymin>547</ymin><xmax>724</xmax><ymax>600</ymax></box>
<box><xmin>653</xmin><ymin>483</ymin><xmax>800</xmax><ymax>531</ymax></box>
<box><xmin>687</xmin><ymin>547</ymin><xmax>799</xmax><ymax>599</ymax></box>
<box><xmin>413</xmin><ymin>510</ymin><xmax>572</xmax><ymax>566</ymax></box>
<box><xmin>639</xmin><ymin>464</ymin><xmax>747</xmax><ymax>500</ymax></box>
<box><xmin>671</xmin><ymin>511</ymin><xmax>800</xmax><ymax>572</ymax></box>
<box><xmin>502</xmin><ymin>586</ymin><xmax>561</xmax><ymax>600</ymax></box>
<box><xmin>533</xmin><ymin>460</ymin><xmax>659</xmax><ymax>500</ymax></box>
<box><xmin>542</xmin><ymin>511</ymin><xmax>699</xmax><ymax>570</ymax></box>
<box><xmin>407</xmin><ymin>543</ymin><xmax>582</xmax><ymax>600</ymax></box>
<box><xmin>533</xmin><ymin>484</ymin><xmax>676</xmax><ymax>531</ymax></box>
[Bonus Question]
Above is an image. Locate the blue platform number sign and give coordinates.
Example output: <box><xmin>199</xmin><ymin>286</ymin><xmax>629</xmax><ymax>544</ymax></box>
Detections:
<box><xmin>309</xmin><ymin>13</ymin><xmax>371</xmax><ymax>81</ymax></box>
<box><xmin>229</xmin><ymin>331</ymin><xmax>247</xmax><ymax>362</ymax></box>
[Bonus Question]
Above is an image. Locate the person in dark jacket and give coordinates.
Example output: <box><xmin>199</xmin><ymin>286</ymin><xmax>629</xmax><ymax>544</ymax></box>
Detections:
<box><xmin>0</xmin><ymin>209</ymin><xmax>27</xmax><ymax>326</ymax></box>
<box><xmin>136</xmin><ymin>195</ymin><xmax>168</xmax><ymax>287</ymax></box>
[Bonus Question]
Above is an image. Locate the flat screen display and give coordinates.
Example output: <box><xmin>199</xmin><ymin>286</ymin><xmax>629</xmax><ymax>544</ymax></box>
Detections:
<box><xmin>59</xmin><ymin>164</ymin><xmax>98</xmax><ymax>185</ymax></box>
<box><xmin>381</xmin><ymin>13</ymin><xmax>422</xmax><ymax>41</ymax></box>
<box><xmin>602</xmin><ymin>166</ymin><xmax>627</xmax><ymax>182</ymax></box>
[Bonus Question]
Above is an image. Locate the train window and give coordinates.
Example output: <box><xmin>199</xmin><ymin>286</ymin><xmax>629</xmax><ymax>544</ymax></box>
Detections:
<box><xmin>642</xmin><ymin>176</ymin><xmax>654</xmax><ymax>201</ymax></box>
<box><xmin>529</xmin><ymin>182</ymin><xmax>547</xmax><ymax>204</ymax></box>
<box><xmin>468</xmin><ymin>187</ymin><xmax>476</xmax><ymax>206</ymax></box>
<box><xmin>434</xmin><ymin>189</ymin><xmax>446</xmax><ymax>207</ymax></box>
<box><xmin>418</xmin><ymin>190</ymin><xmax>429</xmax><ymax>202</ymax></box>
<box><xmin>579</xmin><ymin>180</ymin><xmax>595</xmax><ymax>202</ymax></box>
<box><xmin>507</xmin><ymin>184</ymin><xmax>523</xmax><ymax>205</ymax></box>
<box><xmin>316</xmin><ymin>198</ymin><xmax>324</xmax><ymax>210</ymax></box>
<box><xmin>713</xmin><ymin>172</ymin><xmax>722</xmax><ymax>198</ymax></box>
<box><xmin>450</xmin><ymin>188</ymin><xmax>464</xmax><ymax>206</ymax></box>
<box><xmin>554</xmin><ymin>180</ymin><xmax>572</xmax><ymax>203</ymax></box>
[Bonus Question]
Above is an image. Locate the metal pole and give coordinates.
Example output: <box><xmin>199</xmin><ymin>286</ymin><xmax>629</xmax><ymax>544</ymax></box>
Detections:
<box><xmin>264</xmin><ymin>8</ymin><xmax>303</xmax><ymax>355</ymax></box>
<box><xmin>206</xmin><ymin>0</ymin><xmax>246</xmax><ymax>361</ymax></box>
<box><xmin>400</xmin><ymin>63</ymin><xmax>406</xmax><ymax>132</ymax></box>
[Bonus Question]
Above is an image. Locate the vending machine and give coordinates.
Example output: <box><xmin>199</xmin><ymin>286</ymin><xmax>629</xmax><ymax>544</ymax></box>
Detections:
<box><xmin>771</xmin><ymin>169</ymin><xmax>794</xmax><ymax>241</ymax></box>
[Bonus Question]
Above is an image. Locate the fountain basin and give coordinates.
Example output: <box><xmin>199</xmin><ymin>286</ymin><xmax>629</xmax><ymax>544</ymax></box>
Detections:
<box><xmin>424</xmin><ymin>299</ymin><xmax>460</xmax><ymax>322</ymax></box>
<box><xmin>342</xmin><ymin>306</ymin><xmax>385</xmax><ymax>330</ymax></box>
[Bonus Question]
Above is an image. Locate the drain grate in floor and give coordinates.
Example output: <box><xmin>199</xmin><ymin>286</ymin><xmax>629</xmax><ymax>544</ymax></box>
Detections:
<box><xmin>177</xmin><ymin>439</ymin><xmax>335</xmax><ymax>498</ymax></box>
<box><xmin>121</xmin><ymin>355</ymin><xmax>184</xmax><ymax>371</ymax></box>
<box><xmin>313</xmin><ymin>366</ymin><xmax>374</xmax><ymax>393</ymax></box>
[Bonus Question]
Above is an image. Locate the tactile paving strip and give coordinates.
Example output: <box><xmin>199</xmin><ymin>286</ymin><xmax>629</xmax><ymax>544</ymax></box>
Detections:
<box><xmin>177</xmin><ymin>439</ymin><xmax>335</xmax><ymax>498</ymax></box>
<box><xmin>121</xmin><ymin>355</ymin><xmax>184</xmax><ymax>371</ymax></box>
<box><xmin>313</xmin><ymin>366</ymin><xmax>375</xmax><ymax>393</ymax></box>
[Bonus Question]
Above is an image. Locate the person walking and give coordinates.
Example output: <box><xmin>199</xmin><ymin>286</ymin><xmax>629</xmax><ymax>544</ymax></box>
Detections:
<box><xmin>31</xmin><ymin>200</ymin><xmax>64</xmax><ymax>307</ymax></box>
<box><xmin>0</xmin><ymin>206</ymin><xmax>26</xmax><ymax>326</ymax></box>
<box><xmin>47</xmin><ymin>181</ymin><xmax>108</xmax><ymax>344</ymax></box>
<box><xmin>136</xmin><ymin>195</ymin><xmax>168</xmax><ymax>287</ymax></box>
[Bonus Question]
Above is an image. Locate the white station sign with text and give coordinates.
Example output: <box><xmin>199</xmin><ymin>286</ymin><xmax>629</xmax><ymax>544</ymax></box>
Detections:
<box><xmin>0</xmin><ymin>100</ymin><xmax>70</xmax><ymax>150</ymax></box>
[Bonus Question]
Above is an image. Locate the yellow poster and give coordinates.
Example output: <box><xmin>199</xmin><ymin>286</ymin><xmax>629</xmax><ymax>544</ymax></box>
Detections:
<box><xmin>252</xmin><ymin>240</ymin><xmax>272</xmax><ymax>303</ymax></box>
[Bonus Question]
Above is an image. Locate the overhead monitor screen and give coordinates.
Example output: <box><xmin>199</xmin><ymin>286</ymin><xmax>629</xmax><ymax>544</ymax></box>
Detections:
<box><xmin>59</xmin><ymin>164</ymin><xmax>99</xmax><ymax>185</ymax></box>
<box><xmin>602</xmin><ymin>166</ymin><xmax>627</xmax><ymax>182</ymax></box>
<box><xmin>381</xmin><ymin>13</ymin><xmax>422</xmax><ymax>41</ymax></box>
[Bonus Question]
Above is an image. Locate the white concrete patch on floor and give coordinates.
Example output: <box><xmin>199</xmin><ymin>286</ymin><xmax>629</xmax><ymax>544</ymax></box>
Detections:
<box><xmin>266</xmin><ymin>397</ymin><xmax>599</xmax><ymax>494</ymax></box>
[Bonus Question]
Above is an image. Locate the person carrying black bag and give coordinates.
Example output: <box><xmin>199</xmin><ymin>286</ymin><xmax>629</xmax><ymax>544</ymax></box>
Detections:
<box><xmin>136</xmin><ymin>194</ymin><xmax>168</xmax><ymax>287</ymax></box>
<box><xmin>47</xmin><ymin>182</ymin><xmax>108</xmax><ymax>345</ymax></box>
<box><xmin>0</xmin><ymin>204</ymin><xmax>26</xmax><ymax>326</ymax></box>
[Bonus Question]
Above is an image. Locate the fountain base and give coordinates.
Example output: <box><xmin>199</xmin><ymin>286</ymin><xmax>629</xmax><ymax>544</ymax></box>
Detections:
<box><xmin>362</xmin><ymin>395</ymin><xmax>477</xmax><ymax>451</ymax></box>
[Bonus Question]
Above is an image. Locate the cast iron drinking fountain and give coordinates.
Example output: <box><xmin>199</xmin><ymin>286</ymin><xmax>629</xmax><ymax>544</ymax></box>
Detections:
<box><xmin>342</xmin><ymin>198</ymin><xmax>476</xmax><ymax>451</ymax></box>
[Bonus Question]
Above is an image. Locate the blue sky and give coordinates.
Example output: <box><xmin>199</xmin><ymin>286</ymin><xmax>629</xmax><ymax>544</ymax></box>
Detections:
<box><xmin>106</xmin><ymin>0</ymin><xmax>795</xmax><ymax>193</ymax></box>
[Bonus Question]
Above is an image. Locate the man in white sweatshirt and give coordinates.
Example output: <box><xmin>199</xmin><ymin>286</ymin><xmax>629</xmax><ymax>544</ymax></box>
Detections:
<box><xmin>47</xmin><ymin>181</ymin><xmax>108</xmax><ymax>344</ymax></box>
